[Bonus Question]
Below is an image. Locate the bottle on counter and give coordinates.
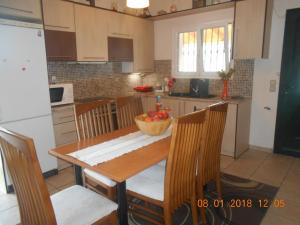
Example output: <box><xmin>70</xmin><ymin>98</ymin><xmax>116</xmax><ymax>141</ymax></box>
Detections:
<box><xmin>156</xmin><ymin>96</ymin><xmax>162</xmax><ymax>112</ymax></box>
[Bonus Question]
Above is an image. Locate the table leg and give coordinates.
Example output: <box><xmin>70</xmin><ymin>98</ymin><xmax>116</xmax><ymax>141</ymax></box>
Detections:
<box><xmin>74</xmin><ymin>165</ymin><xmax>83</xmax><ymax>186</ymax></box>
<box><xmin>117</xmin><ymin>181</ymin><xmax>128</xmax><ymax>225</ymax></box>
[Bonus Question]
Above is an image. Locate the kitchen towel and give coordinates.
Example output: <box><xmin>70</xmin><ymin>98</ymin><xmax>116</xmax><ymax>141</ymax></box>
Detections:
<box><xmin>68</xmin><ymin>127</ymin><xmax>172</xmax><ymax>166</ymax></box>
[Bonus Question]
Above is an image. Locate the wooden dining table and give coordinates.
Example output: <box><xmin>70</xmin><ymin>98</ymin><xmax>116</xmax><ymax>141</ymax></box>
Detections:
<box><xmin>49</xmin><ymin>125</ymin><xmax>171</xmax><ymax>225</ymax></box>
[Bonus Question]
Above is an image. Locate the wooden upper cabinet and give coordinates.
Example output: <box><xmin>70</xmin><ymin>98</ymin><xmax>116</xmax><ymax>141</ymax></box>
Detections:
<box><xmin>108</xmin><ymin>37</ymin><xmax>134</xmax><ymax>62</ymax></box>
<box><xmin>42</xmin><ymin>0</ymin><xmax>75</xmax><ymax>32</ymax></box>
<box><xmin>108</xmin><ymin>13</ymin><xmax>134</xmax><ymax>38</ymax></box>
<box><xmin>0</xmin><ymin>0</ymin><xmax>42</xmax><ymax>21</ymax></box>
<box><xmin>44</xmin><ymin>30</ymin><xmax>77</xmax><ymax>61</ymax></box>
<box><xmin>74</xmin><ymin>5</ymin><xmax>108</xmax><ymax>61</ymax></box>
<box><xmin>133</xmin><ymin>18</ymin><xmax>154</xmax><ymax>72</ymax></box>
<box><xmin>234</xmin><ymin>0</ymin><xmax>273</xmax><ymax>59</ymax></box>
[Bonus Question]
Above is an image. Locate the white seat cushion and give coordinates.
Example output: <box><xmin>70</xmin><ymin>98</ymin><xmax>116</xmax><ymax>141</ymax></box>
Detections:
<box><xmin>127</xmin><ymin>165</ymin><xmax>165</xmax><ymax>201</ymax></box>
<box><xmin>51</xmin><ymin>185</ymin><xmax>118</xmax><ymax>225</ymax></box>
<box><xmin>157</xmin><ymin>160</ymin><xmax>166</xmax><ymax>167</ymax></box>
<box><xmin>84</xmin><ymin>168</ymin><xmax>116</xmax><ymax>187</ymax></box>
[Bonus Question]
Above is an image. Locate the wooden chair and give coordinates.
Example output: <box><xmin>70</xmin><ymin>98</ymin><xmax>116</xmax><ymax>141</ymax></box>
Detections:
<box><xmin>126</xmin><ymin>109</ymin><xmax>208</xmax><ymax>225</ymax></box>
<box><xmin>115</xmin><ymin>96</ymin><xmax>143</xmax><ymax>129</ymax></box>
<box><xmin>75</xmin><ymin>100</ymin><xmax>114</xmax><ymax>140</ymax></box>
<box><xmin>74</xmin><ymin>100</ymin><xmax>116</xmax><ymax>200</ymax></box>
<box><xmin>197</xmin><ymin>102</ymin><xmax>228</xmax><ymax>224</ymax></box>
<box><xmin>0</xmin><ymin>127</ymin><xmax>118</xmax><ymax>225</ymax></box>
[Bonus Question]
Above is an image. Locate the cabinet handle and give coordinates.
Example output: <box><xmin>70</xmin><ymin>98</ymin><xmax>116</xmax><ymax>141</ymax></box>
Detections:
<box><xmin>61</xmin><ymin>130</ymin><xmax>76</xmax><ymax>135</ymax></box>
<box><xmin>83</xmin><ymin>56</ymin><xmax>106</xmax><ymax>60</ymax></box>
<box><xmin>45</xmin><ymin>25</ymin><xmax>71</xmax><ymax>29</ymax></box>
<box><xmin>112</xmin><ymin>32</ymin><xmax>130</xmax><ymax>37</ymax></box>
<box><xmin>48</xmin><ymin>56</ymin><xmax>75</xmax><ymax>58</ymax></box>
<box><xmin>59</xmin><ymin>115</ymin><xmax>74</xmax><ymax>119</ymax></box>
<box><xmin>0</xmin><ymin>5</ymin><xmax>33</xmax><ymax>14</ymax></box>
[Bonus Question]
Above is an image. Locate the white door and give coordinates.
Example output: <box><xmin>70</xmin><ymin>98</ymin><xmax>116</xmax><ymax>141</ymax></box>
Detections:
<box><xmin>0</xmin><ymin>24</ymin><xmax>52</xmax><ymax>123</ymax></box>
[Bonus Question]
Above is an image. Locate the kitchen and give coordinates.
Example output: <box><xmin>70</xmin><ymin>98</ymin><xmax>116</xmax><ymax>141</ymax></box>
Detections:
<box><xmin>0</xmin><ymin>0</ymin><xmax>300</xmax><ymax>225</ymax></box>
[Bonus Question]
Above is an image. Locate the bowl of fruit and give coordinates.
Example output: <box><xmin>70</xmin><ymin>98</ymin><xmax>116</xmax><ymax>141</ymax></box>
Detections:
<box><xmin>135</xmin><ymin>110</ymin><xmax>172</xmax><ymax>136</ymax></box>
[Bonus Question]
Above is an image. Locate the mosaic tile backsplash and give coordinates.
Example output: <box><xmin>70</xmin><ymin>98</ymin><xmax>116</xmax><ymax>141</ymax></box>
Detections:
<box><xmin>47</xmin><ymin>62</ymin><xmax>140</xmax><ymax>99</ymax></box>
<box><xmin>152</xmin><ymin>60</ymin><xmax>255</xmax><ymax>97</ymax></box>
<box><xmin>47</xmin><ymin>59</ymin><xmax>254</xmax><ymax>100</ymax></box>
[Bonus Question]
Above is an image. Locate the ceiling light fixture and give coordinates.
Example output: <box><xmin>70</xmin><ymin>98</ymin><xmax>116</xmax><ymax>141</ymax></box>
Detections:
<box><xmin>127</xmin><ymin>0</ymin><xmax>149</xmax><ymax>9</ymax></box>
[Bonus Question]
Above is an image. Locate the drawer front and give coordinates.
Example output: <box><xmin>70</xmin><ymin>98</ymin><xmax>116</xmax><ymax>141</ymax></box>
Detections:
<box><xmin>52</xmin><ymin>105</ymin><xmax>75</xmax><ymax>125</ymax></box>
<box><xmin>53</xmin><ymin>121</ymin><xmax>77</xmax><ymax>146</ymax></box>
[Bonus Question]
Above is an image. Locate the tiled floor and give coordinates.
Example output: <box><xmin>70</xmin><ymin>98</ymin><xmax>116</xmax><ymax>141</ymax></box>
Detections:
<box><xmin>0</xmin><ymin>150</ymin><xmax>299</xmax><ymax>225</ymax></box>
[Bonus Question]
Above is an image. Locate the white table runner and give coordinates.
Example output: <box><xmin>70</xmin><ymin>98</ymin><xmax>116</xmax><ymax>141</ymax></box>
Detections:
<box><xmin>68</xmin><ymin>127</ymin><xmax>172</xmax><ymax>166</ymax></box>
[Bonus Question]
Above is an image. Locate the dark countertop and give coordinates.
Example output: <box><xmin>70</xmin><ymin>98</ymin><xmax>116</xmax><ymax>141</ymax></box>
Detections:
<box><xmin>135</xmin><ymin>92</ymin><xmax>250</xmax><ymax>104</ymax></box>
<box><xmin>74</xmin><ymin>96</ymin><xmax>115</xmax><ymax>104</ymax></box>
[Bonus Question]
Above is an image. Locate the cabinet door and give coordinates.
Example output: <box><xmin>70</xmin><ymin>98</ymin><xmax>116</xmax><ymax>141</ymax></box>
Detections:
<box><xmin>0</xmin><ymin>0</ymin><xmax>42</xmax><ymax>20</ymax></box>
<box><xmin>221</xmin><ymin>104</ymin><xmax>237</xmax><ymax>157</ymax></box>
<box><xmin>184</xmin><ymin>101</ymin><xmax>214</xmax><ymax>114</ymax></box>
<box><xmin>45</xmin><ymin>30</ymin><xmax>77</xmax><ymax>61</ymax></box>
<box><xmin>108</xmin><ymin>13</ymin><xmax>134</xmax><ymax>38</ymax></box>
<box><xmin>43</xmin><ymin>0</ymin><xmax>75</xmax><ymax>32</ymax></box>
<box><xmin>161</xmin><ymin>98</ymin><xmax>181</xmax><ymax>118</ymax></box>
<box><xmin>234</xmin><ymin>0</ymin><xmax>267</xmax><ymax>59</ymax></box>
<box><xmin>53</xmin><ymin>122</ymin><xmax>77</xmax><ymax>146</ymax></box>
<box><xmin>75</xmin><ymin>5</ymin><xmax>108</xmax><ymax>61</ymax></box>
<box><xmin>141</xmin><ymin>96</ymin><xmax>156</xmax><ymax>112</ymax></box>
<box><xmin>133</xmin><ymin>18</ymin><xmax>154</xmax><ymax>72</ymax></box>
<box><xmin>108</xmin><ymin>37</ymin><xmax>133</xmax><ymax>62</ymax></box>
<box><xmin>52</xmin><ymin>105</ymin><xmax>75</xmax><ymax>125</ymax></box>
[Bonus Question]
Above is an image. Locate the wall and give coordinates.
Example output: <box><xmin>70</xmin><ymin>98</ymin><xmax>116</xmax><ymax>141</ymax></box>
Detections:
<box><xmin>249</xmin><ymin>0</ymin><xmax>300</xmax><ymax>150</ymax></box>
<box><xmin>152</xmin><ymin>7</ymin><xmax>254</xmax><ymax>98</ymax></box>
<box><xmin>154</xmin><ymin>7</ymin><xmax>234</xmax><ymax>60</ymax></box>
<box><xmin>72</xmin><ymin>0</ymin><xmax>192</xmax><ymax>16</ymax></box>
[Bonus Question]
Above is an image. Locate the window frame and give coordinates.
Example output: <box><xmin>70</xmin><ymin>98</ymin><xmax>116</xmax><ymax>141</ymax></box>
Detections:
<box><xmin>172</xmin><ymin>19</ymin><xmax>233</xmax><ymax>79</ymax></box>
<box><xmin>172</xmin><ymin>26</ymin><xmax>200</xmax><ymax>78</ymax></box>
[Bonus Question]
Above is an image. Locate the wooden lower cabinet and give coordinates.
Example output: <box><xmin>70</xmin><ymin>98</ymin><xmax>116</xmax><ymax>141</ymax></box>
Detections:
<box><xmin>141</xmin><ymin>96</ymin><xmax>156</xmax><ymax>113</ymax></box>
<box><xmin>141</xmin><ymin>96</ymin><xmax>251</xmax><ymax>158</ymax></box>
<box><xmin>52</xmin><ymin>105</ymin><xmax>78</xmax><ymax>170</ymax></box>
<box><xmin>161</xmin><ymin>98</ymin><xmax>185</xmax><ymax>118</ymax></box>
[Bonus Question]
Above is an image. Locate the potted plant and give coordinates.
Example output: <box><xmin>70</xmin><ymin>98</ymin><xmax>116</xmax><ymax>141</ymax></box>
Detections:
<box><xmin>218</xmin><ymin>68</ymin><xmax>234</xmax><ymax>99</ymax></box>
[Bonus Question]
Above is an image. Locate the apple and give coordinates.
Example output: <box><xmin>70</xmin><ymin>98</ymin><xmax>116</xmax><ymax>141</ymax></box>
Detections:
<box><xmin>147</xmin><ymin>111</ymin><xmax>156</xmax><ymax>118</ymax></box>
<box><xmin>144</xmin><ymin>117</ymin><xmax>153</xmax><ymax>122</ymax></box>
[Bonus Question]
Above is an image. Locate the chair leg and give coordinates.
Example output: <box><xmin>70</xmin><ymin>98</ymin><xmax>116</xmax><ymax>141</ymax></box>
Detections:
<box><xmin>198</xmin><ymin>186</ymin><xmax>207</xmax><ymax>224</ymax></box>
<box><xmin>163</xmin><ymin>208</ymin><xmax>172</xmax><ymax>225</ymax></box>
<box><xmin>107</xmin><ymin>186</ymin><xmax>116</xmax><ymax>201</ymax></box>
<box><xmin>110</xmin><ymin>211</ymin><xmax>118</xmax><ymax>225</ymax></box>
<box><xmin>216</xmin><ymin>174</ymin><xmax>222</xmax><ymax>200</ymax></box>
<box><xmin>191</xmin><ymin>195</ymin><xmax>199</xmax><ymax>225</ymax></box>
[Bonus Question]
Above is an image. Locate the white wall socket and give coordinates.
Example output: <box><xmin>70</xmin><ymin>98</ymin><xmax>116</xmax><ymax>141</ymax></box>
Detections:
<box><xmin>269</xmin><ymin>80</ymin><xmax>277</xmax><ymax>92</ymax></box>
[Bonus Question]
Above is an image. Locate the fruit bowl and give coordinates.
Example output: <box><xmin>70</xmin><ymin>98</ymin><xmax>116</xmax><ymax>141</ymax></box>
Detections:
<box><xmin>135</xmin><ymin>113</ymin><xmax>172</xmax><ymax>136</ymax></box>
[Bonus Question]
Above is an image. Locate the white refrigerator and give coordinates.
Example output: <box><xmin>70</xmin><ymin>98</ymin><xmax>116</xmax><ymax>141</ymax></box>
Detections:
<box><xmin>0</xmin><ymin>20</ymin><xmax>57</xmax><ymax>188</ymax></box>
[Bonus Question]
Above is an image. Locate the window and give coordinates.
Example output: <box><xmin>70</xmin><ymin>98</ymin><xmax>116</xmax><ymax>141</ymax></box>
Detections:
<box><xmin>178</xmin><ymin>32</ymin><xmax>197</xmax><ymax>73</ymax></box>
<box><xmin>173</xmin><ymin>22</ymin><xmax>233</xmax><ymax>78</ymax></box>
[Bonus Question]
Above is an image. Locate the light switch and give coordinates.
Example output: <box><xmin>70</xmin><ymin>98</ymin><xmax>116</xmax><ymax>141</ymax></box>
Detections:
<box><xmin>0</xmin><ymin>107</ymin><xmax>2</xmax><ymax>122</ymax></box>
<box><xmin>269</xmin><ymin>80</ymin><xmax>277</xmax><ymax>92</ymax></box>
<box><xmin>51</xmin><ymin>76</ymin><xmax>57</xmax><ymax>83</ymax></box>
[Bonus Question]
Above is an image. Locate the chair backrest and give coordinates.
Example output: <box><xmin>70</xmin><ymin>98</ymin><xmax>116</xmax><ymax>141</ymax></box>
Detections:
<box><xmin>116</xmin><ymin>96</ymin><xmax>143</xmax><ymax>129</ymax></box>
<box><xmin>164</xmin><ymin>109</ymin><xmax>207</xmax><ymax>212</ymax></box>
<box><xmin>0</xmin><ymin>127</ymin><xmax>57</xmax><ymax>225</ymax></box>
<box><xmin>75</xmin><ymin>100</ymin><xmax>114</xmax><ymax>140</ymax></box>
<box><xmin>198</xmin><ymin>102</ymin><xmax>228</xmax><ymax>185</ymax></box>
